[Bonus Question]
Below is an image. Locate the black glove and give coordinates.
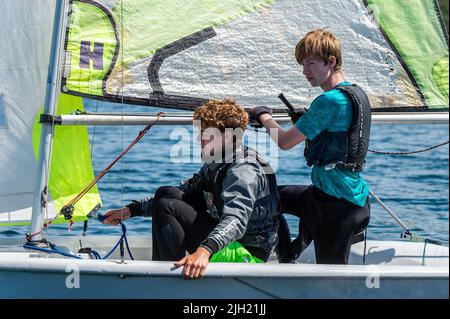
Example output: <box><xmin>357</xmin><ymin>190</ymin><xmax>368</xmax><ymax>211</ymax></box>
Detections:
<box><xmin>288</xmin><ymin>108</ymin><xmax>307</xmax><ymax>124</ymax></box>
<box><xmin>248</xmin><ymin>106</ymin><xmax>273</xmax><ymax>127</ymax></box>
<box><xmin>277</xmin><ymin>93</ymin><xmax>307</xmax><ymax>125</ymax></box>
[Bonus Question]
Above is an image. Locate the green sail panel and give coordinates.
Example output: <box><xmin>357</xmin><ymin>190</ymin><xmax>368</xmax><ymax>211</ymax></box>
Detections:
<box><xmin>32</xmin><ymin>94</ymin><xmax>102</xmax><ymax>225</ymax></box>
<box><xmin>366</xmin><ymin>0</ymin><xmax>449</xmax><ymax>109</ymax></box>
<box><xmin>432</xmin><ymin>56</ymin><xmax>449</xmax><ymax>102</ymax></box>
<box><xmin>63</xmin><ymin>0</ymin><xmax>274</xmax><ymax>97</ymax></box>
<box><xmin>62</xmin><ymin>0</ymin><xmax>449</xmax><ymax>111</ymax></box>
<box><xmin>64</xmin><ymin>0</ymin><xmax>118</xmax><ymax>96</ymax></box>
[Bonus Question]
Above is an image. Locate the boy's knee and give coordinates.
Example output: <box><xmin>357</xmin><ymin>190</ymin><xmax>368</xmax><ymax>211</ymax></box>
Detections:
<box><xmin>150</xmin><ymin>197</ymin><xmax>174</xmax><ymax>219</ymax></box>
<box><xmin>154</xmin><ymin>186</ymin><xmax>181</xmax><ymax>201</ymax></box>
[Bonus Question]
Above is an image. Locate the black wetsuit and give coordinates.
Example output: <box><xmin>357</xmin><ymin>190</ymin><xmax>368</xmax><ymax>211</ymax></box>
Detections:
<box><xmin>127</xmin><ymin>146</ymin><xmax>280</xmax><ymax>262</ymax></box>
<box><xmin>277</xmin><ymin>185</ymin><xmax>370</xmax><ymax>264</ymax></box>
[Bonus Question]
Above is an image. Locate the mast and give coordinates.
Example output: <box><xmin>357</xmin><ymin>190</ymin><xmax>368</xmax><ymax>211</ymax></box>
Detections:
<box><xmin>29</xmin><ymin>0</ymin><xmax>68</xmax><ymax>240</ymax></box>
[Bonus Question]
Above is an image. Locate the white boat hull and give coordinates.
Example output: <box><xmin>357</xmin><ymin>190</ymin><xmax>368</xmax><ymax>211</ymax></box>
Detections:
<box><xmin>0</xmin><ymin>236</ymin><xmax>448</xmax><ymax>299</ymax></box>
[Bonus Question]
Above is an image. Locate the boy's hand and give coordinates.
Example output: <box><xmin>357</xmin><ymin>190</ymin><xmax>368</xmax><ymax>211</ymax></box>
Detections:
<box><xmin>289</xmin><ymin>108</ymin><xmax>307</xmax><ymax>124</ymax></box>
<box><xmin>174</xmin><ymin>247</ymin><xmax>211</xmax><ymax>279</ymax></box>
<box><xmin>101</xmin><ymin>207</ymin><xmax>131</xmax><ymax>225</ymax></box>
<box><xmin>248</xmin><ymin>106</ymin><xmax>273</xmax><ymax>127</ymax></box>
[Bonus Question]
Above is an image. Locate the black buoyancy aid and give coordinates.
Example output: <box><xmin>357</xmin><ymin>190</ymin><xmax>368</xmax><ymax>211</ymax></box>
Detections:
<box><xmin>210</xmin><ymin>147</ymin><xmax>279</xmax><ymax>216</ymax></box>
<box><xmin>206</xmin><ymin>147</ymin><xmax>280</xmax><ymax>253</ymax></box>
<box><xmin>304</xmin><ymin>84</ymin><xmax>371</xmax><ymax>172</ymax></box>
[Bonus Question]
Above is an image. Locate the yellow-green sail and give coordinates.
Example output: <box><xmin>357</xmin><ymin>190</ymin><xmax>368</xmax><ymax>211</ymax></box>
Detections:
<box><xmin>64</xmin><ymin>0</ymin><xmax>274</xmax><ymax>97</ymax></box>
<box><xmin>30</xmin><ymin>94</ymin><xmax>101</xmax><ymax>225</ymax></box>
<box><xmin>366</xmin><ymin>0</ymin><xmax>448</xmax><ymax>109</ymax></box>
<box><xmin>62</xmin><ymin>0</ymin><xmax>448</xmax><ymax>111</ymax></box>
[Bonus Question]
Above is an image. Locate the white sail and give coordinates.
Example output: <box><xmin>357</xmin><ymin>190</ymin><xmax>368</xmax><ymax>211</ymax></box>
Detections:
<box><xmin>0</xmin><ymin>0</ymin><xmax>55</xmax><ymax>221</ymax></box>
<box><xmin>0</xmin><ymin>0</ymin><xmax>101</xmax><ymax>226</ymax></box>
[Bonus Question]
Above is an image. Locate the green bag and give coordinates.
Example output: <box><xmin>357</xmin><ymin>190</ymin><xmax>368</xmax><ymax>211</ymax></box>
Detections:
<box><xmin>210</xmin><ymin>241</ymin><xmax>263</xmax><ymax>263</ymax></box>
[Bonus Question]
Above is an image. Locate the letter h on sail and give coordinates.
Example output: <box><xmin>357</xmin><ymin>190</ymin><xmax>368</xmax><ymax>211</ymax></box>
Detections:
<box><xmin>79</xmin><ymin>41</ymin><xmax>104</xmax><ymax>70</ymax></box>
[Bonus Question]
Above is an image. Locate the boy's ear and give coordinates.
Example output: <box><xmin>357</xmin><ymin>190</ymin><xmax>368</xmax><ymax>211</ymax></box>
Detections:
<box><xmin>328</xmin><ymin>56</ymin><xmax>337</xmax><ymax>69</ymax></box>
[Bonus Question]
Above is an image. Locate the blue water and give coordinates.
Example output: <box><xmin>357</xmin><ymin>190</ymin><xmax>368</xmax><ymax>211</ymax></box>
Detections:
<box><xmin>2</xmin><ymin>101</ymin><xmax>448</xmax><ymax>245</ymax></box>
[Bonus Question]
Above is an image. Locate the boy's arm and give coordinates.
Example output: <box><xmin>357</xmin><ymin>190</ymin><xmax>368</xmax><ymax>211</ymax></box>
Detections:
<box><xmin>259</xmin><ymin>113</ymin><xmax>307</xmax><ymax>150</ymax></box>
<box><xmin>259</xmin><ymin>93</ymin><xmax>342</xmax><ymax>149</ymax></box>
<box><xmin>126</xmin><ymin>197</ymin><xmax>153</xmax><ymax>217</ymax></box>
<box><xmin>127</xmin><ymin>166</ymin><xmax>206</xmax><ymax>217</ymax></box>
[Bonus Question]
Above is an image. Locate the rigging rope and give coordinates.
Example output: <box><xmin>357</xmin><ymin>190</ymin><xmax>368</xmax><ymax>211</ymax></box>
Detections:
<box><xmin>249</xmin><ymin>125</ymin><xmax>449</xmax><ymax>156</ymax></box>
<box><xmin>25</xmin><ymin>113</ymin><xmax>165</xmax><ymax>241</ymax></box>
<box><xmin>368</xmin><ymin>140</ymin><xmax>449</xmax><ymax>155</ymax></box>
<box><xmin>24</xmin><ymin>222</ymin><xmax>134</xmax><ymax>260</ymax></box>
<box><xmin>63</xmin><ymin>112</ymin><xmax>164</xmax><ymax>212</ymax></box>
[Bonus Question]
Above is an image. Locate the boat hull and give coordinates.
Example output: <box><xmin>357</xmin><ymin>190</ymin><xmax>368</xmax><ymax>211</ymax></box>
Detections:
<box><xmin>0</xmin><ymin>236</ymin><xmax>448</xmax><ymax>299</ymax></box>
